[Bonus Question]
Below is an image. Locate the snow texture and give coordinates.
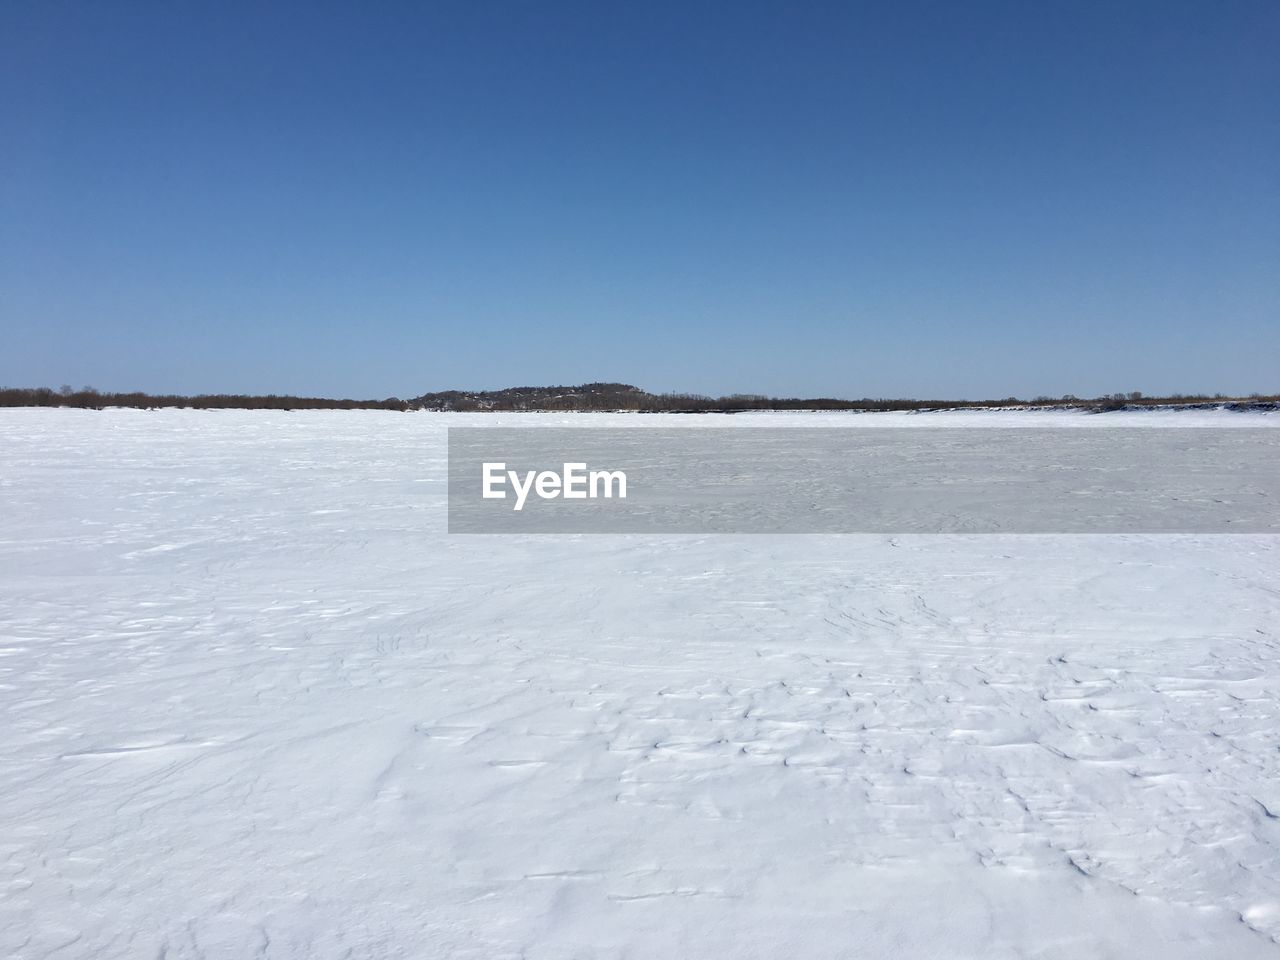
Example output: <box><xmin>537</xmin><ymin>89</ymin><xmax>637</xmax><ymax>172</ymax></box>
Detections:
<box><xmin>2</xmin><ymin>408</ymin><xmax>1278</xmax><ymax>959</ymax></box>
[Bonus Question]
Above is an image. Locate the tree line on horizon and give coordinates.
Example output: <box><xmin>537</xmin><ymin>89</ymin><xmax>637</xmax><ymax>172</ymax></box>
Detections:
<box><xmin>0</xmin><ymin>385</ymin><xmax>412</xmax><ymax>411</ymax></box>
<box><xmin>1</xmin><ymin>383</ymin><xmax>1275</xmax><ymax>413</ymax></box>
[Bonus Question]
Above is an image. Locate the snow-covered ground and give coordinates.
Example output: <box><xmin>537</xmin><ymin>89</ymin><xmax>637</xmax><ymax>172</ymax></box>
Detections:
<box><xmin>2</xmin><ymin>408</ymin><xmax>1278</xmax><ymax>959</ymax></box>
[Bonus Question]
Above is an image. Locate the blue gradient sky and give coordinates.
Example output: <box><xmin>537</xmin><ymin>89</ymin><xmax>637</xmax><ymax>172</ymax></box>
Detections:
<box><xmin>2</xmin><ymin>1</ymin><xmax>1277</xmax><ymax>399</ymax></box>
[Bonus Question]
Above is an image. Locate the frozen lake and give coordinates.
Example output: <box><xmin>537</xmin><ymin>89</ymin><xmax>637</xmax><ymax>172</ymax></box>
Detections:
<box><xmin>2</xmin><ymin>408</ymin><xmax>1279</xmax><ymax>958</ymax></box>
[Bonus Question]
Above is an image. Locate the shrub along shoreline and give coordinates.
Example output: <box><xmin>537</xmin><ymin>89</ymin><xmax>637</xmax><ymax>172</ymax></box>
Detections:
<box><xmin>2</xmin><ymin>384</ymin><xmax>1276</xmax><ymax>413</ymax></box>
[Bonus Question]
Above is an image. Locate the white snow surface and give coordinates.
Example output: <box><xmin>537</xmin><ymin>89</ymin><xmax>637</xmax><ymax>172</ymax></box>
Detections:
<box><xmin>2</xmin><ymin>407</ymin><xmax>1279</xmax><ymax>959</ymax></box>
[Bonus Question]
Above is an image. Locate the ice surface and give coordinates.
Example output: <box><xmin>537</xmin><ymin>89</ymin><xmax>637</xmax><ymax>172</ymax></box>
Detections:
<box><xmin>2</xmin><ymin>408</ymin><xmax>1278</xmax><ymax>958</ymax></box>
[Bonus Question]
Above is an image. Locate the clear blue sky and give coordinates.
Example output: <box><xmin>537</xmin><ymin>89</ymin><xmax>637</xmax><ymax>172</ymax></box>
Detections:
<box><xmin>2</xmin><ymin>1</ymin><xmax>1276</xmax><ymax>399</ymax></box>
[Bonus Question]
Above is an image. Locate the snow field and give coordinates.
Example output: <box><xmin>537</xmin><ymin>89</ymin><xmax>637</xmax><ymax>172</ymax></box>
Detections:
<box><xmin>1</xmin><ymin>408</ymin><xmax>1278</xmax><ymax>958</ymax></box>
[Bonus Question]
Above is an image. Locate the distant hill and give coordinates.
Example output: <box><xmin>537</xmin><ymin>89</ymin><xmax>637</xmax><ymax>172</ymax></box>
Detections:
<box><xmin>410</xmin><ymin>382</ymin><xmax>656</xmax><ymax>411</ymax></box>
<box><xmin>408</xmin><ymin>382</ymin><xmax>927</xmax><ymax>411</ymax></box>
